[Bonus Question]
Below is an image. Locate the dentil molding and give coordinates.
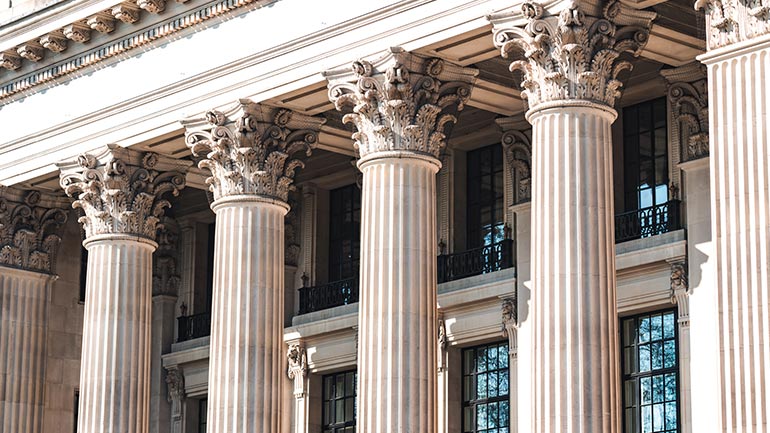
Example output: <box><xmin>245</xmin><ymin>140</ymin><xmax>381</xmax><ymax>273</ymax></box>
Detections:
<box><xmin>183</xmin><ymin>101</ymin><xmax>325</xmax><ymax>204</ymax></box>
<box><xmin>58</xmin><ymin>144</ymin><xmax>190</xmax><ymax>241</ymax></box>
<box><xmin>489</xmin><ymin>0</ymin><xmax>656</xmax><ymax>110</ymax></box>
<box><xmin>0</xmin><ymin>187</ymin><xmax>69</xmax><ymax>274</ymax></box>
<box><xmin>324</xmin><ymin>47</ymin><xmax>478</xmax><ymax>162</ymax></box>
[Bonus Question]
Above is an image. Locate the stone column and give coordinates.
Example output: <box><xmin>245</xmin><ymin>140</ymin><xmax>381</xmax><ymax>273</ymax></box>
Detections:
<box><xmin>58</xmin><ymin>145</ymin><xmax>189</xmax><ymax>433</ymax></box>
<box><xmin>692</xmin><ymin>2</ymin><xmax>770</xmax><ymax>430</ymax></box>
<box><xmin>490</xmin><ymin>3</ymin><xmax>654</xmax><ymax>432</ymax></box>
<box><xmin>325</xmin><ymin>48</ymin><xmax>477</xmax><ymax>433</ymax></box>
<box><xmin>0</xmin><ymin>189</ymin><xmax>67</xmax><ymax>433</ymax></box>
<box><xmin>183</xmin><ymin>101</ymin><xmax>325</xmax><ymax>433</ymax></box>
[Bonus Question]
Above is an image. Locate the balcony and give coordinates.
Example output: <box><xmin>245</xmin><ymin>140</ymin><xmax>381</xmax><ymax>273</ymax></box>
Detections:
<box><xmin>615</xmin><ymin>200</ymin><xmax>682</xmax><ymax>244</ymax></box>
<box><xmin>177</xmin><ymin>312</ymin><xmax>211</xmax><ymax>343</ymax></box>
<box><xmin>298</xmin><ymin>276</ymin><xmax>359</xmax><ymax>315</ymax></box>
<box><xmin>437</xmin><ymin>239</ymin><xmax>515</xmax><ymax>284</ymax></box>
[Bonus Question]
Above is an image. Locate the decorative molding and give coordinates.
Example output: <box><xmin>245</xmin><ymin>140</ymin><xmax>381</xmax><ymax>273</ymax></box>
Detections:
<box><xmin>0</xmin><ymin>188</ymin><xmax>68</xmax><ymax>274</ymax></box>
<box><xmin>285</xmin><ymin>194</ymin><xmax>300</xmax><ymax>266</ymax></box>
<box><xmin>669</xmin><ymin>260</ymin><xmax>690</xmax><ymax>327</ymax></box>
<box><xmin>497</xmin><ymin>117</ymin><xmax>532</xmax><ymax>205</ymax></box>
<box><xmin>183</xmin><ymin>101</ymin><xmax>324</xmax><ymax>203</ymax></box>
<box><xmin>17</xmin><ymin>42</ymin><xmax>44</xmax><ymax>62</ymax></box>
<box><xmin>165</xmin><ymin>367</ymin><xmax>186</xmax><ymax>433</ymax></box>
<box><xmin>39</xmin><ymin>33</ymin><xmax>68</xmax><ymax>53</ymax></box>
<box><xmin>661</xmin><ymin>63</ymin><xmax>709</xmax><ymax>162</ymax></box>
<box><xmin>695</xmin><ymin>0</ymin><xmax>770</xmax><ymax>50</ymax></box>
<box><xmin>138</xmin><ymin>0</ymin><xmax>166</xmax><ymax>14</ymax></box>
<box><xmin>324</xmin><ymin>47</ymin><xmax>478</xmax><ymax>162</ymax></box>
<box><xmin>438</xmin><ymin>315</ymin><xmax>447</xmax><ymax>372</ymax></box>
<box><xmin>58</xmin><ymin>144</ymin><xmax>190</xmax><ymax>241</ymax></box>
<box><xmin>286</xmin><ymin>341</ymin><xmax>308</xmax><ymax>398</ymax></box>
<box><xmin>87</xmin><ymin>13</ymin><xmax>117</xmax><ymax>34</ymax></box>
<box><xmin>489</xmin><ymin>1</ymin><xmax>655</xmax><ymax>110</ymax></box>
<box><xmin>153</xmin><ymin>219</ymin><xmax>181</xmax><ymax>297</ymax></box>
<box><xmin>501</xmin><ymin>296</ymin><xmax>518</xmax><ymax>358</ymax></box>
<box><xmin>0</xmin><ymin>0</ymin><xmax>265</xmax><ymax>101</ymax></box>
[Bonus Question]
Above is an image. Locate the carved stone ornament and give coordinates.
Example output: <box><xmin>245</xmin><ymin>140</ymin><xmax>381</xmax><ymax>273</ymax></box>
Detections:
<box><xmin>40</xmin><ymin>33</ymin><xmax>68</xmax><ymax>53</ymax></box>
<box><xmin>669</xmin><ymin>260</ymin><xmax>690</xmax><ymax>327</ymax></box>
<box><xmin>165</xmin><ymin>367</ymin><xmax>185</xmax><ymax>403</ymax></box>
<box><xmin>183</xmin><ymin>101</ymin><xmax>325</xmax><ymax>203</ymax></box>
<box><xmin>112</xmin><ymin>3</ymin><xmax>141</xmax><ymax>23</ymax></box>
<box><xmin>0</xmin><ymin>51</ymin><xmax>22</xmax><ymax>71</ymax></box>
<box><xmin>0</xmin><ymin>189</ymin><xmax>68</xmax><ymax>274</ymax></box>
<box><xmin>324</xmin><ymin>47</ymin><xmax>478</xmax><ymax>161</ymax></box>
<box><xmin>58</xmin><ymin>144</ymin><xmax>191</xmax><ymax>241</ymax></box>
<box><xmin>17</xmin><ymin>43</ymin><xmax>44</xmax><ymax>62</ymax></box>
<box><xmin>438</xmin><ymin>316</ymin><xmax>448</xmax><ymax>372</ymax></box>
<box><xmin>501</xmin><ymin>296</ymin><xmax>518</xmax><ymax>357</ymax></box>
<box><xmin>285</xmin><ymin>195</ymin><xmax>300</xmax><ymax>266</ymax></box>
<box><xmin>661</xmin><ymin>63</ymin><xmax>709</xmax><ymax>162</ymax></box>
<box><xmin>695</xmin><ymin>0</ymin><xmax>770</xmax><ymax>50</ymax></box>
<box><xmin>286</xmin><ymin>342</ymin><xmax>308</xmax><ymax>398</ymax></box>
<box><xmin>490</xmin><ymin>1</ymin><xmax>655</xmax><ymax>111</ymax></box>
<box><xmin>87</xmin><ymin>13</ymin><xmax>116</xmax><ymax>34</ymax></box>
<box><xmin>497</xmin><ymin>117</ymin><xmax>532</xmax><ymax>204</ymax></box>
<box><xmin>62</xmin><ymin>23</ymin><xmax>91</xmax><ymax>43</ymax></box>
<box><xmin>137</xmin><ymin>0</ymin><xmax>166</xmax><ymax>14</ymax></box>
<box><xmin>153</xmin><ymin>219</ymin><xmax>181</xmax><ymax>297</ymax></box>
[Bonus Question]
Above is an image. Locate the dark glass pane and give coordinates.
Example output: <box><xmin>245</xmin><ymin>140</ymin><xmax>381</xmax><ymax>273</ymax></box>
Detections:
<box><xmin>654</xmin><ymin>128</ymin><xmax>667</xmax><ymax>157</ymax></box>
<box><xmin>639</xmin><ymin>104</ymin><xmax>652</xmax><ymax>132</ymax></box>
<box><xmin>654</xmin><ymin>98</ymin><xmax>667</xmax><ymax>128</ymax></box>
<box><xmin>640</xmin><ymin>131</ymin><xmax>653</xmax><ymax>157</ymax></box>
<box><xmin>655</xmin><ymin>156</ymin><xmax>668</xmax><ymax>187</ymax></box>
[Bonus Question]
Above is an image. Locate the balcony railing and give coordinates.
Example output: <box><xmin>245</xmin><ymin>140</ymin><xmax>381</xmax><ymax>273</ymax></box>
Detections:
<box><xmin>298</xmin><ymin>277</ymin><xmax>359</xmax><ymax>315</ymax></box>
<box><xmin>177</xmin><ymin>312</ymin><xmax>211</xmax><ymax>342</ymax></box>
<box><xmin>437</xmin><ymin>238</ymin><xmax>515</xmax><ymax>284</ymax></box>
<box><xmin>615</xmin><ymin>199</ymin><xmax>682</xmax><ymax>243</ymax></box>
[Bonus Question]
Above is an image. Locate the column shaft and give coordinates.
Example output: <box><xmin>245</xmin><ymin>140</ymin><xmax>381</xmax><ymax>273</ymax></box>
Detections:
<box><xmin>358</xmin><ymin>155</ymin><xmax>438</xmax><ymax>433</ymax></box>
<box><xmin>207</xmin><ymin>198</ymin><xmax>286</xmax><ymax>433</ymax></box>
<box><xmin>529</xmin><ymin>105</ymin><xmax>619</xmax><ymax>433</ymax></box>
<box><xmin>707</xmin><ymin>47</ymin><xmax>770</xmax><ymax>431</ymax></box>
<box><xmin>77</xmin><ymin>238</ymin><xmax>154</xmax><ymax>433</ymax></box>
<box><xmin>0</xmin><ymin>268</ymin><xmax>50</xmax><ymax>433</ymax></box>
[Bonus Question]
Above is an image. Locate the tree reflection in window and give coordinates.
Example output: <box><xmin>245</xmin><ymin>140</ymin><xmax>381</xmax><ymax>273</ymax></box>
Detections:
<box><xmin>462</xmin><ymin>342</ymin><xmax>510</xmax><ymax>433</ymax></box>
<box><xmin>622</xmin><ymin>310</ymin><xmax>679</xmax><ymax>433</ymax></box>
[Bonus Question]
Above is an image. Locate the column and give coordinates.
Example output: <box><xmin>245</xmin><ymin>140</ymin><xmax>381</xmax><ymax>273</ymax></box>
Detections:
<box><xmin>693</xmin><ymin>1</ymin><xmax>770</xmax><ymax>430</ymax></box>
<box><xmin>183</xmin><ymin>101</ymin><xmax>325</xmax><ymax>433</ymax></box>
<box><xmin>325</xmin><ymin>48</ymin><xmax>477</xmax><ymax>433</ymax></box>
<box><xmin>58</xmin><ymin>145</ymin><xmax>190</xmax><ymax>433</ymax></box>
<box><xmin>0</xmin><ymin>189</ymin><xmax>67</xmax><ymax>433</ymax></box>
<box><xmin>490</xmin><ymin>3</ymin><xmax>655</xmax><ymax>432</ymax></box>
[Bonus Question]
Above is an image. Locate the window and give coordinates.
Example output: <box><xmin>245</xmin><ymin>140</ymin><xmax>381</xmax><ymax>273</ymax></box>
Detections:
<box><xmin>199</xmin><ymin>398</ymin><xmax>207</xmax><ymax>433</ymax></box>
<box><xmin>322</xmin><ymin>370</ymin><xmax>357</xmax><ymax>433</ymax></box>
<box><xmin>462</xmin><ymin>342</ymin><xmax>510</xmax><ymax>433</ymax></box>
<box><xmin>621</xmin><ymin>310</ymin><xmax>679</xmax><ymax>433</ymax></box>
<box><xmin>623</xmin><ymin>98</ymin><xmax>669</xmax><ymax>212</ymax></box>
<box><xmin>467</xmin><ymin>144</ymin><xmax>505</xmax><ymax>249</ymax></box>
<box><xmin>78</xmin><ymin>247</ymin><xmax>87</xmax><ymax>303</ymax></box>
<box><xmin>328</xmin><ymin>184</ymin><xmax>361</xmax><ymax>282</ymax></box>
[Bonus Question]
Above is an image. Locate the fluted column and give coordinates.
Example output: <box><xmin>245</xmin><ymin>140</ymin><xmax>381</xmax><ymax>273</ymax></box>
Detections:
<box><xmin>58</xmin><ymin>145</ymin><xmax>189</xmax><ymax>433</ymax></box>
<box><xmin>0</xmin><ymin>189</ymin><xmax>67</xmax><ymax>433</ymax></box>
<box><xmin>183</xmin><ymin>101</ymin><xmax>324</xmax><ymax>433</ymax></box>
<box><xmin>491</xmin><ymin>3</ymin><xmax>654</xmax><ymax>432</ymax></box>
<box><xmin>693</xmin><ymin>3</ymin><xmax>770</xmax><ymax>429</ymax></box>
<box><xmin>325</xmin><ymin>48</ymin><xmax>477</xmax><ymax>433</ymax></box>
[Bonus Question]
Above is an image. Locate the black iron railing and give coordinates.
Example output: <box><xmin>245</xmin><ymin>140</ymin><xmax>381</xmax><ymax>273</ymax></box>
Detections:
<box><xmin>437</xmin><ymin>238</ymin><xmax>514</xmax><ymax>284</ymax></box>
<box><xmin>177</xmin><ymin>312</ymin><xmax>211</xmax><ymax>342</ymax></box>
<box><xmin>298</xmin><ymin>277</ymin><xmax>359</xmax><ymax>315</ymax></box>
<box><xmin>615</xmin><ymin>199</ymin><xmax>682</xmax><ymax>243</ymax></box>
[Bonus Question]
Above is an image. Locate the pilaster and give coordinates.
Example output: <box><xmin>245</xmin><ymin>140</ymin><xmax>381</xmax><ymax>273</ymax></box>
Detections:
<box><xmin>286</xmin><ymin>341</ymin><xmax>309</xmax><ymax>433</ymax></box>
<box><xmin>501</xmin><ymin>297</ymin><xmax>518</xmax><ymax>433</ymax></box>
<box><xmin>0</xmin><ymin>188</ymin><xmax>68</xmax><ymax>433</ymax></box>
<box><xmin>490</xmin><ymin>3</ymin><xmax>655</xmax><ymax>432</ymax></box>
<box><xmin>165</xmin><ymin>367</ymin><xmax>185</xmax><ymax>433</ymax></box>
<box><xmin>58</xmin><ymin>145</ymin><xmax>189</xmax><ymax>433</ymax></box>
<box><xmin>325</xmin><ymin>47</ymin><xmax>477</xmax><ymax>433</ymax></box>
<box><xmin>183</xmin><ymin>101</ymin><xmax>324</xmax><ymax>433</ymax></box>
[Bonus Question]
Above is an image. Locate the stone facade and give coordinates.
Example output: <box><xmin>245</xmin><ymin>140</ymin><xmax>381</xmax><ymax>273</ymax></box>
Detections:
<box><xmin>0</xmin><ymin>0</ymin><xmax>767</xmax><ymax>433</ymax></box>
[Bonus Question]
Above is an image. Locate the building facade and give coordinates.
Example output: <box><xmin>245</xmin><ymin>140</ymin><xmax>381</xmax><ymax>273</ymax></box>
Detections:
<box><xmin>0</xmin><ymin>0</ymin><xmax>766</xmax><ymax>432</ymax></box>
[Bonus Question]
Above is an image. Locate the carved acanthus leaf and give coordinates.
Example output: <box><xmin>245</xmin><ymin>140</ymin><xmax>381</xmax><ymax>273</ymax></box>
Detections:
<box><xmin>0</xmin><ymin>51</ymin><xmax>22</xmax><ymax>71</ymax></box>
<box><xmin>40</xmin><ymin>33</ymin><xmax>68</xmax><ymax>53</ymax></box>
<box><xmin>661</xmin><ymin>63</ymin><xmax>709</xmax><ymax>162</ymax></box>
<box><xmin>324</xmin><ymin>48</ymin><xmax>478</xmax><ymax>161</ymax></box>
<box><xmin>62</xmin><ymin>23</ymin><xmax>91</xmax><ymax>43</ymax></box>
<box><xmin>58</xmin><ymin>145</ymin><xmax>190</xmax><ymax>240</ymax></box>
<box><xmin>153</xmin><ymin>219</ymin><xmax>181</xmax><ymax>297</ymax></box>
<box><xmin>490</xmin><ymin>1</ymin><xmax>655</xmax><ymax>110</ymax></box>
<box><xmin>87</xmin><ymin>13</ymin><xmax>116</xmax><ymax>34</ymax></box>
<box><xmin>17</xmin><ymin>43</ymin><xmax>44</xmax><ymax>62</ymax></box>
<box><xmin>165</xmin><ymin>368</ymin><xmax>185</xmax><ymax>403</ymax></box>
<box><xmin>287</xmin><ymin>341</ymin><xmax>308</xmax><ymax>398</ymax></box>
<box><xmin>0</xmin><ymin>189</ymin><xmax>68</xmax><ymax>274</ymax></box>
<box><xmin>696</xmin><ymin>0</ymin><xmax>770</xmax><ymax>49</ymax></box>
<box><xmin>497</xmin><ymin>118</ymin><xmax>532</xmax><ymax>204</ymax></box>
<box><xmin>285</xmin><ymin>195</ymin><xmax>300</xmax><ymax>266</ymax></box>
<box><xmin>183</xmin><ymin>102</ymin><xmax>325</xmax><ymax>203</ymax></box>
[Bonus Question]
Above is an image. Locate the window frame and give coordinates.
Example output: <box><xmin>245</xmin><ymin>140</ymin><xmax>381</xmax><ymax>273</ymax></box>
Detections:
<box><xmin>622</xmin><ymin>97</ymin><xmax>669</xmax><ymax>212</ymax></box>
<box><xmin>327</xmin><ymin>184</ymin><xmax>361</xmax><ymax>283</ymax></box>
<box><xmin>466</xmin><ymin>143</ymin><xmax>506</xmax><ymax>250</ymax></box>
<box><xmin>461</xmin><ymin>341</ymin><xmax>511</xmax><ymax>433</ymax></box>
<box><xmin>322</xmin><ymin>369</ymin><xmax>357</xmax><ymax>433</ymax></box>
<box><xmin>620</xmin><ymin>309</ymin><xmax>680</xmax><ymax>433</ymax></box>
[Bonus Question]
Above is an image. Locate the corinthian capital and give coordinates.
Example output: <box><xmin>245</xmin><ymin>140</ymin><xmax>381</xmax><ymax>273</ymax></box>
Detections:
<box><xmin>324</xmin><ymin>48</ymin><xmax>478</xmax><ymax>162</ymax></box>
<box><xmin>695</xmin><ymin>0</ymin><xmax>770</xmax><ymax>49</ymax></box>
<box><xmin>183</xmin><ymin>101</ymin><xmax>325</xmax><ymax>203</ymax></box>
<box><xmin>490</xmin><ymin>1</ymin><xmax>655</xmax><ymax>111</ymax></box>
<box><xmin>0</xmin><ymin>188</ymin><xmax>69</xmax><ymax>274</ymax></box>
<box><xmin>58</xmin><ymin>144</ymin><xmax>190</xmax><ymax>241</ymax></box>
<box><xmin>661</xmin><ymin>63</ymin><xmax>709</xmax><ymax>161</ymax></box>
